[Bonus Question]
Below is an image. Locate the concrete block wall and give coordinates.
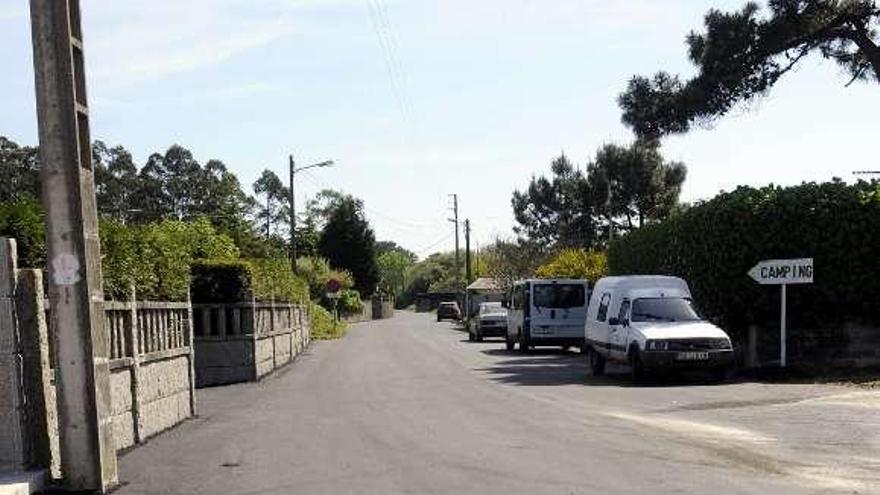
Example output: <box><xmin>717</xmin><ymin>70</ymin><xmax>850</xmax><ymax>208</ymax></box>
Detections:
<box><xmin>194</xmin><ymin>303</ymin><xmax>310</xmax><ymax>388</ymax></box>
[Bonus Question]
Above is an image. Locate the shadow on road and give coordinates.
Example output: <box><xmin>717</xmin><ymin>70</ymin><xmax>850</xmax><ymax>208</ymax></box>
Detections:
<box><xmin>478</xmin><ymin>348</ymin><xmax>730</xmax><ymax>388</ymax></box>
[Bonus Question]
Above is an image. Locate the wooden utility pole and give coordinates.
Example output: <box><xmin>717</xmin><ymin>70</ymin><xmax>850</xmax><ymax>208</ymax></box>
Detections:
<box><xmin>465</xmin><ymin>219</ymin><xmax>472</xmax><ymax>285</ymax></box>
<box><xmin>29</xmin><ymin>0</ymin><xmax>118</xmax><ymax>491</ymax></box>
<box><xmin>289</xmin><ymin>155</ymin><xmax>296</xmax><ymax>271</ymax></box>
<box><xmin>448</xmin><ymin>194</ymin><xmax>459</xmax><ymax>281</ymax></box>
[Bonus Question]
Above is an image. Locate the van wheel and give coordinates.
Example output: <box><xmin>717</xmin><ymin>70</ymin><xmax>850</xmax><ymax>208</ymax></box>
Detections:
<box><xmin>629</xmin><ymin>347</ymin><xmax>645</xmax><ymax>383</ymax></box>
<box><xmin>505</xmin><ymin>333</ymin><xmax>515</xmax><ymax>351</ymax></box>
<box><xmin>588</xmin><ymin>347</ymin><xmax>606</xmax><ymax>376</ymax></box>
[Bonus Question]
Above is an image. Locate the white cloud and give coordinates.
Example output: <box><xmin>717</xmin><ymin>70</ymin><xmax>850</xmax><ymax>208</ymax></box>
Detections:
<box><xmin>80</xmin><ymin>0</ymin><xmax>359</xmax><ymax>88</ymax></box>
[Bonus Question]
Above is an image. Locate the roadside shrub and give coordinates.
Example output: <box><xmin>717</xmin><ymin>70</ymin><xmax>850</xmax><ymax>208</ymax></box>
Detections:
<box><xmin>536</xmin><ymin>249</ymin><xmax>607</xmax><ymax>283</ymax></box>
<box><xmin>249</xmin><ymin>257</ymin><xmax>309</xmax><ymax>303</ymax></box>
<box><xmin>0</xmin><ymin>198</ymin><xmax>45</xmax><ymax>268</ymax></box>
<box><xmin>336</xmin><ymin>289</ymin><xmax>364</xmax><ymax>316</ymax></box>
<box><xmin>190</xmin><ymin>260</ymin><xmax>253</xmax><ymax>303</ymax></box>
<box><xmin>608</xmin><ymin>180</ymin><xmax>880</xmax><ymax>344</ymax></box>
<box><xmin>101</xmin><ymin>218</ymin><xmax>239</xmax><ymax>301</ymax></box>
<box><xmin>296</xmin><ymin>255</ymin><xmax>354</xmax><ymax>300</ymax></box>
<box><xmin>310</xmin><ymin>302</ymin><xmax>347</xmax><ymax>340</ymax></box>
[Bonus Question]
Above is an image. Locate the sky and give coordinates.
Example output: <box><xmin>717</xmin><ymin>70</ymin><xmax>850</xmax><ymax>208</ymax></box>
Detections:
<box><xmin>1</xmin><ymin>0</ymin><xmax>878</xmax><ymax>258</ymax></box>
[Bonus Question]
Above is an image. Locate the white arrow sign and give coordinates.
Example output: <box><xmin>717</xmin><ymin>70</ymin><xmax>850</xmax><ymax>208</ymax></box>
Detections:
<box><xmin>748</xmin><ymin>258</ymin><xmax>814</xmax><ymax>285</ymax></box>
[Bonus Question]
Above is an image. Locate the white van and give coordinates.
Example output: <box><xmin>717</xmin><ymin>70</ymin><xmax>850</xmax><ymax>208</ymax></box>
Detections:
<box><xmin>505</xmin><ymin>279</ymin><xmax>589</xmax><ymax>352</ymax></box>
<box><xmin>584</xmin><ymin>276</ymin><xmax>733</xmax><ymax>381</ymax></box>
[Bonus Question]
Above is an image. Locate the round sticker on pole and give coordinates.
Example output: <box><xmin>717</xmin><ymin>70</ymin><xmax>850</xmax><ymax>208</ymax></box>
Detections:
<box><xmin>325</xmin><ymin>279</ymin><xmax>342</xmax><ymax>299</ymax></box>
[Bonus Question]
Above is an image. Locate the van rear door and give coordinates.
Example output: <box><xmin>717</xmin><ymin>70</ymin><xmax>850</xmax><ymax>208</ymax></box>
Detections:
<box><xmin>529</xmin><ymin>282</ymin><xmax>588</xmax><ymax>339</ymax></box>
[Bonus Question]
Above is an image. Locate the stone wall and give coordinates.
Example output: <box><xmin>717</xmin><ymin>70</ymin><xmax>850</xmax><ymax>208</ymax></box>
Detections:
<box><xmin>194</xmin><ymin>303</ymin><xmax>310</xmax><ymax>387</ymax></box>
<box><xmin>745</xmin><ymin>321</ymin><xmax>880</xmax><ymax>370</ymax></box>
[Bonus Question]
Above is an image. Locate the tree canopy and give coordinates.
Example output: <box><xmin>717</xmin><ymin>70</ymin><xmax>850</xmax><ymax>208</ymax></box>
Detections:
<box><xmin>512</xmin><ymin>142</ymin><xmax>686</xmax><ymax>250</ymax></box>
<box><xmin>619</xmin><ymin>1</ymin><xmax>880</xmax><ymax>139</ymax></box>
<box><xmin>317</xmin><ymin>192</ymin><xmax>380</xmax><ymax>296</ymax></box>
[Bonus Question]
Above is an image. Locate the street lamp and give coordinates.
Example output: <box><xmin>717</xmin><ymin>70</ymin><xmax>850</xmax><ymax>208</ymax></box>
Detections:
<box><xmin>290</xmin><ymin>155</ymin><xmax>334</xmax><ymax>272</ymax></box>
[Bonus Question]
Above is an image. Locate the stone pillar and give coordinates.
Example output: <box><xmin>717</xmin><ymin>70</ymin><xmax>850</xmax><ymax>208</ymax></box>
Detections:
<box><xmin>16</xmin><ymin>269</ymin><xmax>57</xmax><ymax>474</ymax></box>
<box><xmin>29</xmin><ymin>0</ymin><xmax>118</xmax><ymax>490</ymax></box>
<box><xmin>0</xmin><ymin>238</ymin><xmax>25</xmax><ymax>469</ymax></box>
<box><xmin>126</xmin><ymin>289</ymin><xmax>142</xmax><ymax>444</ymax></box>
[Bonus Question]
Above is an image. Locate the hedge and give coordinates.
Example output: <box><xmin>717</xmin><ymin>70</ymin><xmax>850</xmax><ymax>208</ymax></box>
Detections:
<box><xmin>191</xmin><ymin>258</ymin><xmax>308</xmax><ymax>304</ymax></box>
<box><xmin>607</xmin><ymin>180</ymin><xmax>880</xmax><ymax>344</ymax></box>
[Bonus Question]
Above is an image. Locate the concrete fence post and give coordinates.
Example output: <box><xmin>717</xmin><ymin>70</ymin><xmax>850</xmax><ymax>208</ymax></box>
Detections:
<box><xmin>186</xmin><ymin>289</ymin><xmax>196</xmax><ymax>417</ymax></box>
<box><xmin>127</xmin><ymin>286</ymin><xmax>142</xmax><ymax>444</ymax></box>
<box><xmin>0</xmin><ymin>238</ymin><xmax>25</xmax><ymax>469</ymax></box>
<box><xmin>16</xmin><ymin>268</ymin><xmax>56</xmax><ymax>473</ymax></box>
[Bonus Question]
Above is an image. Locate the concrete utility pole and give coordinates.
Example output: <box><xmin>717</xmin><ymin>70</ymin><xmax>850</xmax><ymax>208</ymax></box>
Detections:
<box><xmin>29</xmin><ymin>0</ymin><xmax>118</xmax><ymax>491</ymax></box>
<box><xmin>465</xmin><ymin>219</ymin><xmax>472</xmax><ymax>285</ymax></box>
<box><xmin>289</xmin><ymin>156</ymin><xmax>333</xmax><ymax>272</ymax></box>
<box><xmin>448</xmin><ymin>194</ymin><xmax>460</xmax><ymax>281</ymax></box>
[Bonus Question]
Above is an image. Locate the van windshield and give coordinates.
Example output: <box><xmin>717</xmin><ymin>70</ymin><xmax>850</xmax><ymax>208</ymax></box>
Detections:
<box><xmin>533</xmin><ymin>284</ymin><xmax>585</xmax><ymax>309</ymax></box>
<box><xmin>631</xmin><ymin>298</ymin><xmax>701</xmax><ymax>322</ymax></box>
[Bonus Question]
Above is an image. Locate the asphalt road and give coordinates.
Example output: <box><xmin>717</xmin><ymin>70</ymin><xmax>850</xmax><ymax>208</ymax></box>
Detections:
<box><xmin>117</xmin><ymin>312</ymin><xmax>880</xmax><ymax>494</ymax></box>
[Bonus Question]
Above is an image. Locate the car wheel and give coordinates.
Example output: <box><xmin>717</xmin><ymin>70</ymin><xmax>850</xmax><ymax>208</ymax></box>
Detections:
<box><xmin>629</xmin><ymin>347</ymin><xmax>645</xmax><ymax>383</ymax></box>
<box><xmin>588</xmin><ymin>347</ymin><xmax>606</xmax><ymax>376</ymax></box>
<box><xmin>505</xmin><ymin>333</ymin><xmax>515</xmax><ymax>351</ymax></box>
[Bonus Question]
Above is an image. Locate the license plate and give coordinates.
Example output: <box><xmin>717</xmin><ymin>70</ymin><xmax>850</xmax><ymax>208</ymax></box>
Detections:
<box><xmin>676</xmin><ymin>351</ymin><xmax>709</xmax><ymax>361</ymax></box>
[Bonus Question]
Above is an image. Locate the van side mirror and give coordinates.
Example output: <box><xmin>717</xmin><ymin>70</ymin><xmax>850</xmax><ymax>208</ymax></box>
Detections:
<box><xmin>608</xmin><ymin>317</ymin><xmax>620</xmax><ymax>326</ymax></box>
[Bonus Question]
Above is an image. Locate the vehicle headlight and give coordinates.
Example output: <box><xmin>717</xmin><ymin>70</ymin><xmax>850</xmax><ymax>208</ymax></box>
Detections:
<box><xmin>646</xmin><ymin>340</ymin><xmax>669</xmax><ymax>351</ymax></box>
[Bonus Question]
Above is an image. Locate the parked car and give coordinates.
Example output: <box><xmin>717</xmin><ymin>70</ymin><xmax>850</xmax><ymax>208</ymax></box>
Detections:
<box><xmin>469</xmin><ymin>302</ymin><xmax>507</xmax><ymax>341</ymax></box>
<box><xmin>584</xmin><ymin>276</ymin><xmax>734</xmax><ymax>382</ymax></box>
<box><xmin>505</xmin><ymin>279</ymin><xmax>589</xmax><ymax>352</ymax></box>
<box><xmin>437</xmin><ymin>301</ymin><xmax>462</xmax><ymax>322</ymax></box>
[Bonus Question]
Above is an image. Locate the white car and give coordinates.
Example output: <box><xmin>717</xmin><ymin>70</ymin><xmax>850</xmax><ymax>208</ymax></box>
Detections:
<box><xmin>469</xmin><ymin>302</ymin><xmax>507</xmax><ymax>341</ymax></box>
<box><xmin>584</xmin><ymin>276</ymin><xmax>733</xmax><ymax>381</ymax></box>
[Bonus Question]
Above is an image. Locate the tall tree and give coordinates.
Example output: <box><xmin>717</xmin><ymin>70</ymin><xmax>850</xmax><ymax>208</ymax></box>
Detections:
<box><xmin>93</xmin><ymin>141</ymin><xmax>139</xmax><ymax>222</ymax></box>
<box><xmin>252</xmin><ymin>169</ymin><xmax>290</xmax><ymax>239</ymax></box>
<box><xmin>511</xmin><ymin>154</ymin><xmax>598</xmax><ymax>249</ymax></box>
<box><xmin>619</xmin><ymin>1</ymin><xmax>880</xmax><ymax>139</ymax></box>
<box><xmin>318</xmin><ymin>194</ymin><xmax>379</xmax><ymax>296</ymax></box>
<box><xmin>588</xmin><ymin>141</ymin><xmax>687</xmax><ymax>233</ymax></box>
<box><xmin>0</xmin><ymin>136</ymin><xmax>40</xmax><ymax>202</ymax></box>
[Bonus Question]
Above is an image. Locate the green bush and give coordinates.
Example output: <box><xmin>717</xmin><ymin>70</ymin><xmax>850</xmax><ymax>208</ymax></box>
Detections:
<box><xmin>608</xmin><ymin>180</ymin><xmax>880</xmax><ymax>344</ymax></box>
<box><xmin>191</xmin><ymin>258</ymin><xmax>308</xmax><ymax>304</ymax></box>
<box><xmin>190</xmin><ymin>260</ymin><xmax>253</xmax><ymax>303</ymax></box>
<box><xmin>0</xmin><ymin>198</ymin><xmax>45</xmax><ymax>268</ymax></box>
<box><xmin>101</xmin><ymin>217</ymin><xmax>239</xmax><ymax>301</ymax></box>
<box><xmin>310</xmin><ymin>302</ymin><xmax>347</xmax><ymax>340</ymax></box>
<box><xmin>336</xmin><ymin>289</ymin><xmax>364</xmax><ymax>316</ymax></box>
<box><xmin>249</xmin><ymin>257</ymin><xmax>309</xmax><ymax>303</ymax></box>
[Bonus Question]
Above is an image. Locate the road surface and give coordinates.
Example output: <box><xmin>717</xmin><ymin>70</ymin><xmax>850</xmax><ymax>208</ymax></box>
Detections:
<box><xmin>117</xmin><ymin>312</ymin><xmax>880</xmax><ymax>494</ymax></box>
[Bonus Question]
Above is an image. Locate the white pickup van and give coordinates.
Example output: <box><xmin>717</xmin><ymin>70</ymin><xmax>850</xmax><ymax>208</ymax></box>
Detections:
<box><xmin>505</xmin><ymin>279</ymin><xmax>589</xmax><ymax>352</ymax></box>
<box><xmin>584</xmin><ymin>276</ymin><xmax>733</xmax><ymax>381</ymax></box>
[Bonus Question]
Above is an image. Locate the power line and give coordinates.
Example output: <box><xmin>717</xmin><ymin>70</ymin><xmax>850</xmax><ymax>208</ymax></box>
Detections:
<box><xmin>366</xmin><ymin>0</ymin><xmax>410</xmax><ymax>123</ymax></box>
<box><xmin>415</xmin><ymin>231</ymin><xmax>455</xmax><ymax>257</ymax></box>
<box><xmin>298</xmin><ymin>169</ymin><xmax>440</xmax><ymax>231</ymax></box>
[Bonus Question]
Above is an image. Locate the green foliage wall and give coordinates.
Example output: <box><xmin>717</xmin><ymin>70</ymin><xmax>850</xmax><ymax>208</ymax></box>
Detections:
<box><xmin>608</xmin><ymin>181</ymin><xmax>880</xmax><ymax>345</ymax></box>
<box><xmin>101</xmin><ymin>217</ymin><xmax>240</xmax><ymax>301</ymax></box>
<box><xmin>0</xmin><ymin>198</ymin><xmax>45</xmax><ymax>268</ymax></box>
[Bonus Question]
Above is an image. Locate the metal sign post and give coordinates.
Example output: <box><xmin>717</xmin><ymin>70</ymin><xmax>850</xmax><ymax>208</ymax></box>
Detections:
<box><xmin>748</xmin><ymin>258</ymin><xmax>814</xmax><ymax>368</ymax></box>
